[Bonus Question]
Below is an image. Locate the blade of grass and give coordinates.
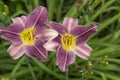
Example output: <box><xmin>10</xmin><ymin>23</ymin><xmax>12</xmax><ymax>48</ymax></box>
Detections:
<box><xmin>10</xmin><ymin>56</ymin><xmax>25</xmax><ymax>78</ymax></box>
<box><xmin>93</xmin><ymin>70</ymin><xmax>107</xmax><ymax>80</ymax></box>
<box><xmin>33</xmin><ymin>0</ymin><xmax>39</xmax><ymax>8</ymax></box>
<box><xmin>91</xmin><ymin>47</ymin><xmax>117</xmax><ymax>57</ymax></box>
<box><xmin>90</xmin><ymin>13</ymin><xmax>120</xmax><ymax>39</ymax></box>
<box><xmin>65</xmin><ymin>4</ymin><xmax>78</xmax><ymax>18</ymax></box>
<box><xmin>47</xmin><ymin>0</ymin><xmax>56</xmax><ymax>20</ymax></box>
<box><xmin>90</xmin><ymin>0</ymin><xmax>116</xmax><ymax>21</ymax></box>
<box><xmin>56</xmin><ymin>0</ymin><xmax>64</xmax><ymax>22</ymax></box>
<box><xmin>13</xmin><ymin>67</ymin><xmax>39</xmax><ymax>78</ymax></box>
<box><xmin>25</xmin><ymin>56</ymin><xmax>37</xmax><ymax>80</ymax></box>
<box><xmin>105</xmin><ymin>72</ymin><xmax>120</xmax><ymax>80</ymax></box>
<box><xmin>32</xmin><ymin>58</ymin><xmax>65</xmax><ymax>80</ymax></box>
<box><xmin>107</xmin><ymin>58</ymin><xmax>120</xmax><ymax>64</ymax></box>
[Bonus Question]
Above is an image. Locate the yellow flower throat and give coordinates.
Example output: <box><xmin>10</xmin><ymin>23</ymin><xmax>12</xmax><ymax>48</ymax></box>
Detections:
<box><xmin>20</xmin><ymin>28</ymin><xmax>35</xmax><ymax>45</ymax></box>
<box><xmin>61</xmin><ymin>33</ymin><xmax>76</xmax><ymax>51</ymax></box>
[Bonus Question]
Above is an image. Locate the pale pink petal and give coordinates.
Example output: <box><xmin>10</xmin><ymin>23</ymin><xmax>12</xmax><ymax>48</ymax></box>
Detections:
<box><xmin>7</xmin><ymin>44</ymin><xmax>24</xmax><ymax>59</ymax></box>
<box><xmin>63</xmin><ymin>17</ymin><xmax>78</xmax><ymax>32</ymax></box>
<box><xmin>72</xmin><ymin>44</ymin><xmax>92</xmax><ymax>60</ymax></box>
<box><xmin>41</xmin><ymin>29</ymin><xmax>58</xmax><ymax>41</ymax></box>
<box><xmin>0</xmin><ymin>27</ymin><xmax>4</xmax><ymax>34</ymax></box>
<box><xmin>56</xmin><ymin>46</ymin><xmax>76</xmax><ymax>72</ymax></box>
<box><xmin>43</xmin><ymin>35</ymin><xmax>61</xmax><ymax>52</ymax></box>
<box><xmin>12</xmin><ymin>16</ymin><xmax>27</xmax><ymax>27</ymax></box>
<box><xmin>43</xmin><ymin>40</ymin><xmax>59</xmax><ymax>52</ymax></box>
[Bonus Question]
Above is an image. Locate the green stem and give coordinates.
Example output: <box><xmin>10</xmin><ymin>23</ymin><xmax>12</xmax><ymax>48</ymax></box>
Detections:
<box><xmin>25</xmin><ymin>56</ymin><xmax>37</xmax><ymax>80</ymax></box>
<box><xmin>66</xmin><ymin>71</ymin><xmax>68</xmax><ymax>80</ymax></box>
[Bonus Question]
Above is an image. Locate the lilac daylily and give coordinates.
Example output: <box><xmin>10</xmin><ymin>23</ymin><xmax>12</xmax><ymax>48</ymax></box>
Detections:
<box><xmin>44</xmin><ymin>17</ymin><xmax>98</xmax><ymax>71</ymax></box>
<box><xmin>0</xmin><ymin>6</ymin><xmax>58</xmax><ymax>61</ymax></box>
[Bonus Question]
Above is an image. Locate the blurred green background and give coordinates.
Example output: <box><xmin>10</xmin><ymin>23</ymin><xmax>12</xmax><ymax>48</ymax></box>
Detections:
<box><xmin>0</xmin><ymin>0</ymin><xmax>120</xmax><ymax>80</ymax></box>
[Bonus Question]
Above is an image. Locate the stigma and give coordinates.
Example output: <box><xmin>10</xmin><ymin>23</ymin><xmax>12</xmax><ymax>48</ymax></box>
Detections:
<box><xmin>61</xmin><ymin>33</ymin><xmax>76</xmax><ymax>51</ymax></box>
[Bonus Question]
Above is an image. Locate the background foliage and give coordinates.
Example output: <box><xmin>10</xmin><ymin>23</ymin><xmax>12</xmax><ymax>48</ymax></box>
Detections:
<box><xmin>0</xmin><ymin>0</ymin><xmax>120</xmax><ymax>80</ymax></box>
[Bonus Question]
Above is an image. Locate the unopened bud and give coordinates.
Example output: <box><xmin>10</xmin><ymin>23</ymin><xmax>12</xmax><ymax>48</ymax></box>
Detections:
<box><xmin>2</xmin><ymin>5</ymin><xmax>9</xmax><ymax>15</ymax></box>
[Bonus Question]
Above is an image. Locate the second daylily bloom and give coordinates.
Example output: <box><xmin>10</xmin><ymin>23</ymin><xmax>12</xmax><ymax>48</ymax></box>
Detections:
<box><xmin>0</xmin><ymin>6</ymin><xmax>58</xmax><ymax>61</ymax></box>
<box><xmin>44</xmin><ymin>17</ymin><xmax>98</xmax><ymax>71</ymax></box>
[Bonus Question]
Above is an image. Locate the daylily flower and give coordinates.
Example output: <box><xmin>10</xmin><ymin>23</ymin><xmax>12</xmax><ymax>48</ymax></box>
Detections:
<box><xmin>44</xmin><ymin>17</ymin><xmax>98</xmax><ymax>71</ymax></box>
<box><xmin>0</xmin><ymin>6</ymin><xmax>58</xmax><ymax>61</ymax></box>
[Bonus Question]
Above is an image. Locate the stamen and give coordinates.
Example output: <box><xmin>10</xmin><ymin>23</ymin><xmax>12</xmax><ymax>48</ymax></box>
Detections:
<box><xmin>61</xmin><ymin>33</ymin><xmax>76</xmax><ymax>51</ymax></box>
<box><xmin>20</xmin><ymin>27</ymin><xmax>35</xmax><ymax>45</ymax></box>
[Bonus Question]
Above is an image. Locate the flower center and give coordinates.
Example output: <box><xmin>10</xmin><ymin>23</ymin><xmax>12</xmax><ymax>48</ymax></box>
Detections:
<box><xmin>20</xmin><ymin>27</ymin><xmax>35</xmax><ymax>45</ymax></box>
<box><xmin>61</xmin><ymin>33</ymin><xmax>76</xmax><ymax>51</ymax></box>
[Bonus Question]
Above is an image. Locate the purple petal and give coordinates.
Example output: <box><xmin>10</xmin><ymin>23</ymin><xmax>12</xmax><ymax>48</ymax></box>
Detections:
<box><xmin>7</xmin><ymin>44</ymin><xmax>24</xmax><ymax>59</ymax></box>
<box><xmin>24</xmin><ymin>40</ymin><xmax>48</xmax><ymax>62</ymax></box>
<box><xmin>72</xmin><ymin>44</ymin><xmax>92</xmax><ymax>60</ymax></box>
<box><xmin>75</xmin><ymin>24</ymin><xmax>98</xmax><ymax>45</ymax></box>
<box><xmin>47</xmin><ymin>21</ymin><xmax>67</xmax><ymax>34</ymax></box>
<box><xmin>1</xmin><ymin>24</ymin><xmax>24</xmax><ymax>45</ymax></box>
<box><xmin>40</xmin><ymin>29</ymin><xmax>58</xmax><ymax>41</ymax></box>
<box><xmin>12</xmin><ymin>16</ymin><xmax>27</xmax><ymax>27</ymax></box>
<box><xmin>56</xmin><ymin>46</ymin><xmax>76</xmax><ymax>72</ymax></box>
<box><xmin>25</xmin><ymin>6</ymin><xmax>47</xmax><ymax>34</ymax></box>
<box><xmin>63</xmin><ymin>17</ymin><xmax>78</xmax><ymax>32</ymax></box>
<box><xmin>53</xmin><ymin>35</ymin><xmax>61</xmax><ymax>44</ymax></box>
